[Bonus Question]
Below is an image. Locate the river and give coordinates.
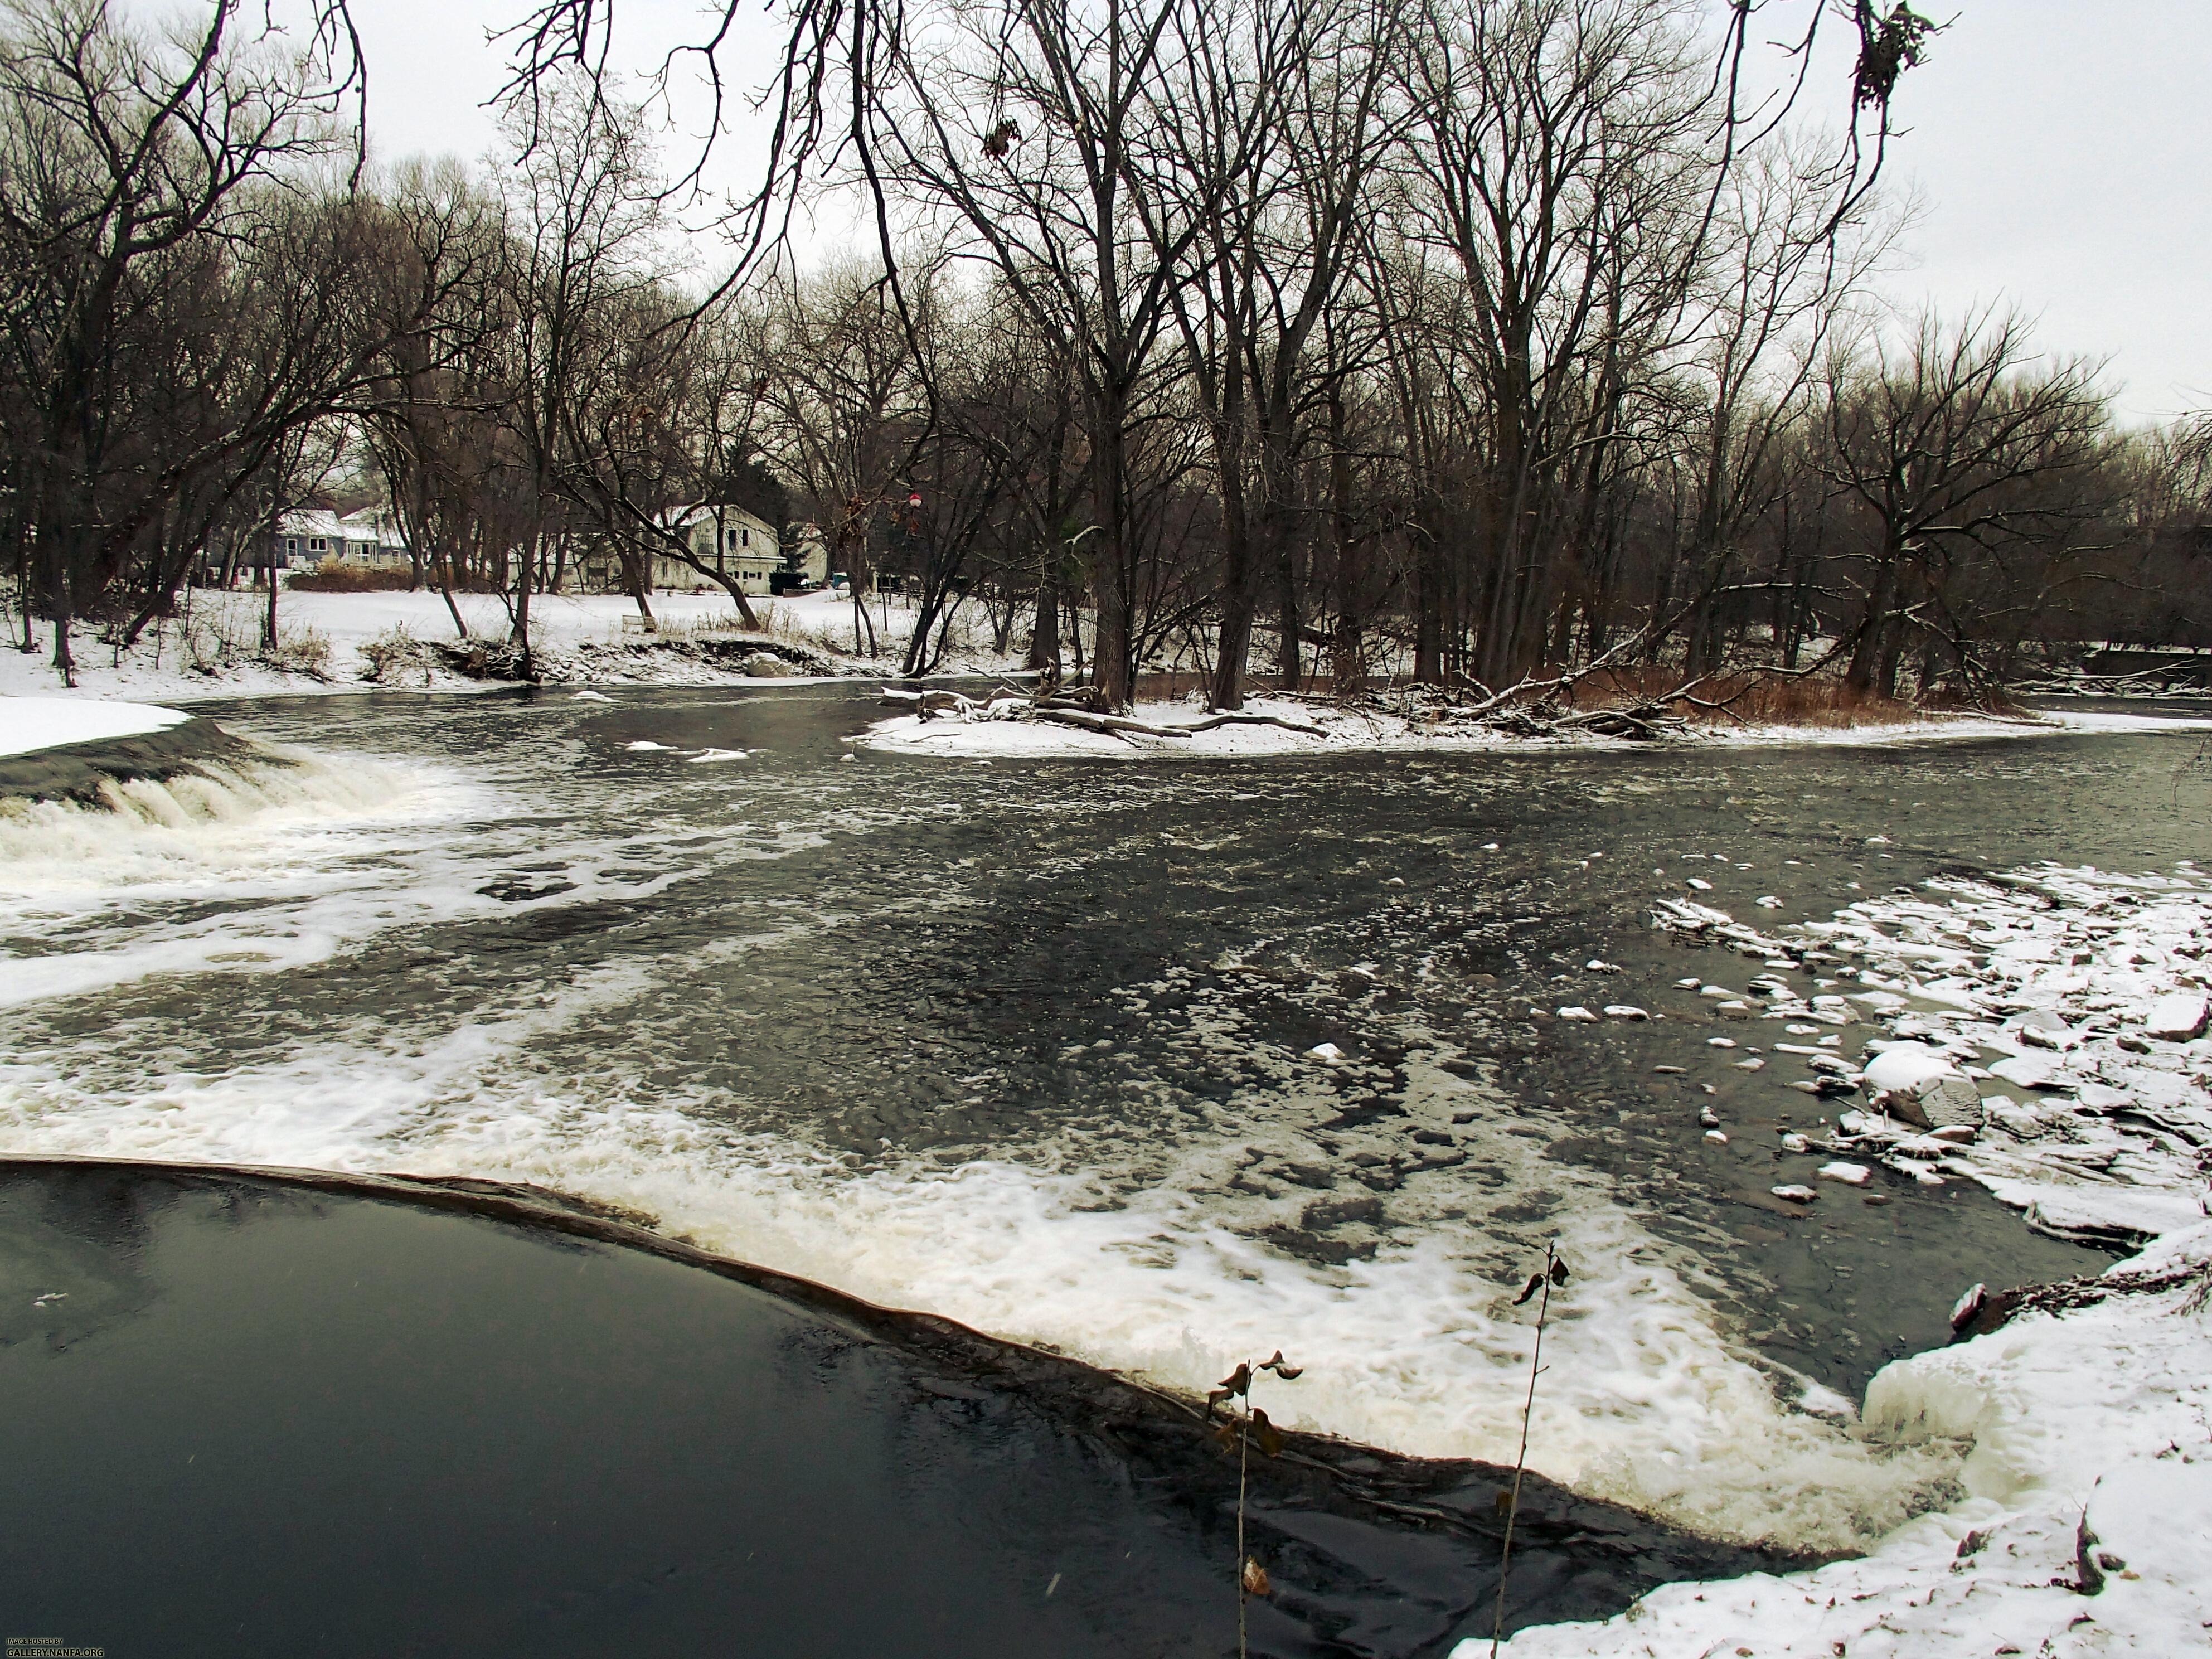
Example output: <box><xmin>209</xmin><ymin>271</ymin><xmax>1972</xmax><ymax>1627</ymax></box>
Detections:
<box><xmin>4</xmin><ymin>684</ymin><xmax>2206</xmax><ymax>1557</ymax></box>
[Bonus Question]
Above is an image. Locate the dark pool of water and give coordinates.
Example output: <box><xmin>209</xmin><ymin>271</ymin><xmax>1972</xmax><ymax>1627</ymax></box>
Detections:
<box><xmin>0</xmin><ymin>1161</ymin><xmax>1785</xmax><ymax>1658</ymax></box>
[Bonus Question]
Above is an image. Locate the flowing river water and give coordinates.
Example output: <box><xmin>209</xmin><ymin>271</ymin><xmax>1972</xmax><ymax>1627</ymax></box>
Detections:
<box><xmin>4</xmin><ymin>685</ymin><xmax>2208</xmax><ymax>1565</ymax></box>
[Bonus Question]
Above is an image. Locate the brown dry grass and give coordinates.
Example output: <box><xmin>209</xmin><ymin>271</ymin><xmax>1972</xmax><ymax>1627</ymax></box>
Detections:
<box><xmin>1560</xmin><ymin>666</ymin><xmax>1925</xmax><ymax>728</ymax></box>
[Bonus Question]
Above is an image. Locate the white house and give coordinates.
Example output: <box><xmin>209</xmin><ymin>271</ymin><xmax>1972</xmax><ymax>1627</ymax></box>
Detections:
<box><xmin>270</xmin><ymin>508</ymin><xmax>408</xmax><ymax>571</ymax></box>
<box><xmin>649</xmin><ymin>505</ymin><xmax>817</xmax><ymax>595</ymax></box>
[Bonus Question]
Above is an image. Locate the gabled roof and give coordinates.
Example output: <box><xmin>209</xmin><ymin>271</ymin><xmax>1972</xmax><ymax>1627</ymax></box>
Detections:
<box><xmin>656</xmin><ymin>502</ymin><xmax>778</xmax><ymax>534</ymax></box>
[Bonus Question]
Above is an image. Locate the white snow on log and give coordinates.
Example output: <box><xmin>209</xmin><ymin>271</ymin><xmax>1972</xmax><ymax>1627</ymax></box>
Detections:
<box><xmin>0</xmin><ymin>696</ymin><xmax>188</xmax><ymax>757</ymax></box>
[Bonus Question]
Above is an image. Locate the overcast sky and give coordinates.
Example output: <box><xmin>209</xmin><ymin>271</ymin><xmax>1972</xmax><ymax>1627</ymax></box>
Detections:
<box><xmin>351</xmin><ymin>0</ymin><xmax>2210</xmax><ymax>424</ymax></box>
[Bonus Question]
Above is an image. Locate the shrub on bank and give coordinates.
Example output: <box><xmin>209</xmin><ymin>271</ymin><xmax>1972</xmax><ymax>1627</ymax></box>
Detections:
<box><xmin>285</xmin><ymin>564</ymin><xmax>415</xmax><ymax>593</ymax></box>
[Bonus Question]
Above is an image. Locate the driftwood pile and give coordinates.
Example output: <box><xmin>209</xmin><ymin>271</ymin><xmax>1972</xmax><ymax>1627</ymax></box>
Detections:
<box><xmin>877</xmin><ymin>683</ymin><xmax>1328</xmax><ymax>742</ymax></box>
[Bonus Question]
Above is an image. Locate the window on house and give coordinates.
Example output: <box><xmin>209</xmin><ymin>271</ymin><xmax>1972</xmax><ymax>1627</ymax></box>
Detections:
<box><xmin>740</xmin><ymin>528</ymin><xmax>751</xmax><ymax>547</ymax></box>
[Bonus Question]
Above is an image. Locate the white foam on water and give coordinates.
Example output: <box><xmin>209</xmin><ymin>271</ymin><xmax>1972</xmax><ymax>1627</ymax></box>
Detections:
<box><xmin>0</xmin><ymin>961</ymin><xmax>1958</xmax><ymax>1555</ymax></box>
<box><xmin>0</xmin><ymin>749</ymin><xmax>428</xmax><ymax>899</ymax></box>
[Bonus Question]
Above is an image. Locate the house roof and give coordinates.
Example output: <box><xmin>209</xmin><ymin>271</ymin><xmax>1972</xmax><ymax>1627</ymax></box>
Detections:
<box><xmin>657</xmin><ymin>502</ymin><xmax>778</xmax><ymax>534</ymax></box>
<box><xmin>275</xmin><ymin>508</ymin><xmax>406</xmax><ymax>548</ymax></box>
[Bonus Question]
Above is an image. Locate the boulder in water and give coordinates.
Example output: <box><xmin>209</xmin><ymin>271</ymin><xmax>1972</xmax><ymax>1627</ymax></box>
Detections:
<box><xmin>1862</xmin><ymin>1041</ymin><xmax>1982</xmax><ymax>1129</ymax></box>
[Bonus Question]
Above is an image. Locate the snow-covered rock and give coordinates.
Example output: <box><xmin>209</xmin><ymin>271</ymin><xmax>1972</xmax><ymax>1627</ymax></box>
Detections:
<box><xmin>2144</xmin><ymin>992</ymin><xmax>2209</xmax><ymax>1041</ymax></box>
<box><xmin>0</xmin><ymin>696</ymin><xmax>188</xmax><ymax>757</ymax></box>
<box><xmin>1862</xmin><ymin>1041</ymin><xmax>1983</xmax><ymax>1129</ymax></box>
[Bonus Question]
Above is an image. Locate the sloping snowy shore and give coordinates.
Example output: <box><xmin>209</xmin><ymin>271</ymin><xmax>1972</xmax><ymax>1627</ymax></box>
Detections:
<box><xmin>0</xmin><ymin>697</ymin><xmax>189</xmax><ymax>757</ymax></box>
<box><xmin>1478</xmin><ymin>867</ymin><xmax>2212</xmax><ymax>1657</ymax></box>
<box><xmin>0</xmin><ymin>588</ymin><xmax>1020</xmax><ymax>704</ymax></box>
<box><xmin>862</xmin><ymin>692</ymin><xmax>2210</xmax><ymax>760</ymax></box>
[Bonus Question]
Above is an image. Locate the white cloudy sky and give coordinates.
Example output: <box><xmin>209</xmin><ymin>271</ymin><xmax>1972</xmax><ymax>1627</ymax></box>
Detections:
<box><xmin>350</xmin><ymin>0</ymin><xmax>2210</xmax><ymax>423</ymax></box>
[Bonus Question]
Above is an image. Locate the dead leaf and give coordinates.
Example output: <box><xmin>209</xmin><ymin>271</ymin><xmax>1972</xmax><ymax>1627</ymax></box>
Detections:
<box><xmin>1549</xmin><ymin>1255</ymin><xmax>1570</xmax><ymax>1286</ymax></box>
<box><xmin>1250</xmin><ymin>1407</ymin><xmax>1283</xmax><ymax>1458</ymax></box>
<box><xmin>1512</xmin><ymin>1272</ymin><xmax>1544</xmax><ymax>1306</ymax></box>
<box><xmin>1216</xmin><ymin>1362</ymin><xmax>1252</xmax><ymax>1399</ymax></box>
<box><xmin>1259</xmin><ymin>1351</ymin><xmax>1303</xmax><ymax>1380</ymax></box>
<box><xmin>1241</xmin><ymin>1558</ymin><xmax>1271</xmax><ymax>1597</ymax></box>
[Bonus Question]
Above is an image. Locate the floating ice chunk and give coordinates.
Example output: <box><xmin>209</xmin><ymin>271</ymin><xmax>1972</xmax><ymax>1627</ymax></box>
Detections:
<box><xmin>1988</xmin><ymin>1052</ymin><xmax>2062</xmax><ymax>1090</ymax></box>
<box><xmin>1864</xmin><ymin>835</ymin><xmax>1891</xmax><ymax>845</ymax></box>
<box><xmin>573</xmin><ymin>690</ymin><xmax>614</xmax><ymax>702</ymax></box>
<box><xmin>1675</xmin><ymin>977</ymin><xmax>1703</xmax><ymax>989</ymax></box>
<box><xmin>1706</xmin><ymin>1037</ymin><xmax>1737</xmax><ymax>1049</ymax></box>
<box><xmin>624</xmin><ymin>740</ymin><xmax>675</xmax><ymax>751</ymax></box>
<box><xmin>1770</xmin><ymin>1183</ymin><xmax>1817</xmax><ymax>1202</ymax></box>
<box><xmin>1700</xmin><ymin>984</ymin><xmax>1739</xmax><ymax>998</ymax></box>
<box><xmin>1602</xmin><ymin>1005</ymin><xmax>1648</xmax><ymax>1020</ymax></box>
<box><xmin>2144</xmin><ymin>991</ymin><xmax>2210</xmax><ymax>1041</ymax></box>
<box><xmin>1686</xmin><ymin>877</ymin><xmax>1714</xmax><ymax>891</ymax></box>
<box><xmin>1817</xmin><ymin>1161</ymin><xmax>1872</xmax><ymax>1186</ymax></box>
<box><xmin>685</xmin><ymin>748</ymin><xmax>750</xmax><ymax>764</ymax></box>
<box><xmin>1755</xmin><ymin>895</ymin><xmax>1783</xmax><ymax>909</ymax></box>
<box><xmin>1704</xmin><ymin>1129</ymin><xmax>1729</xmax><ymax>1143</ymax></box>
<box><xmin>1304</xmin><ymin>1042</ymin><xmax>1347</xmax><ymax>1063</ymax></box>
<box><xmin>1778</xmin><ymin>1132</ymin><xmax>1811</xmax><ymax>1152</ymax></box>
<box><xmin>1585</xmin><ymin>959</ymin><xmax>1621</xmax><ymax>973</ymax></box>
<box><xmin>1733</xmin><ymin>1058</ymin><xmax>1765</xmax><ymax>1071</ymax></box>
<box><xmin>1556</xmin><ymin>1006</ymin><xmax>1599</xmax><ymax>1022</ymax></box>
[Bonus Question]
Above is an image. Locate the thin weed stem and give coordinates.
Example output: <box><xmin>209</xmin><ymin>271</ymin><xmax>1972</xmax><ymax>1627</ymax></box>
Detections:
<box><xmin>1493</xmin><ymin>1240</ymin><xmax>1559</xmax><ymax>1658</ymax></box>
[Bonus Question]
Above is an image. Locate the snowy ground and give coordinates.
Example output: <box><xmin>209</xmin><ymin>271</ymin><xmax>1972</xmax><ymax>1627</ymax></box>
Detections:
<box><xmin>0</xmin><ymin>698</ymin><xmax>189</xmax><ymax>758</ymax></box>
<box><xmin>1476</xmin><ymin>866</ymin><xmax>2212</xmax><ymax>1657</ymax></box>
<box><xmin>861</xmin><ymin>692</ymin><xmax>2212</xmax><ymax>761</ymax></box>
<box><xmin>0</xmin><ymin>586</ymin><xmax>1024</xmax><ymax>705</ymax></box>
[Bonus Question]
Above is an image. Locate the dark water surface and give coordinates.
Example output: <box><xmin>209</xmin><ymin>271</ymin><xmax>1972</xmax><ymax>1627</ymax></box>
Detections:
<box><xmin>4</xmin><ymin>683</ymin><xmax>2210</xmax><ymax>1629</ymax></box>
<box><xmin>0</xmin><ymin>1161</ymin><xmax>1783</xmax><ymax>1658</ymax></box>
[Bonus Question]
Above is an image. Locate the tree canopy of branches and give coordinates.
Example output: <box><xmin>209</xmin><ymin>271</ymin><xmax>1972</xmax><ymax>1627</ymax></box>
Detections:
<box><xmin>7</xmin><ymin>0</ymin><xmax>2205</xmax><ymax>700</ymax></box>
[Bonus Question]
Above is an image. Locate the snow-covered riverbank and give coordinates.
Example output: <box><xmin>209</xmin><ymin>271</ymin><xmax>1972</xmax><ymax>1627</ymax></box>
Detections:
<box><xmin>0</xmin><ymin>586</ymin><xmax>1023</xmax><ymax>704</ymax></box>
<box><xmin>1480</xmin><ymin>865</ymin><xmax>2212</xmax><ymax>1657</ymax></box>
